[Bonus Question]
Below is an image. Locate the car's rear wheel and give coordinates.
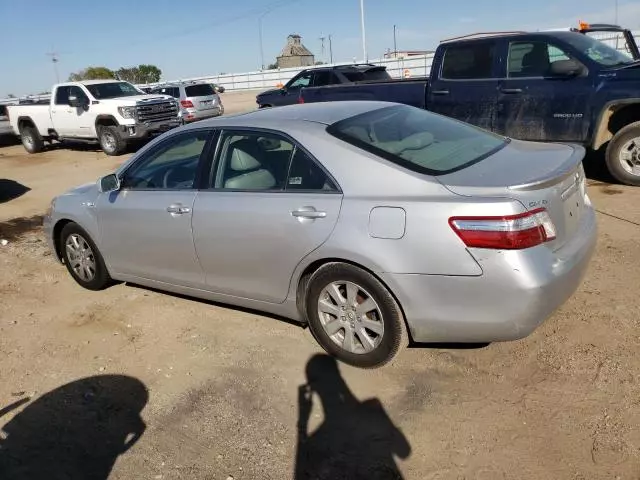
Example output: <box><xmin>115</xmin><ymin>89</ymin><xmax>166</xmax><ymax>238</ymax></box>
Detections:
<box><xmin>305</xmin><ymin>263</ymin><xmax>407</xmax><ymax>368</ymax></box>
<box><xmin>606</xmin><ymin>121</ymin><xmax>640</xmax><ymax>186</ymax></box>
<box><xmin>60</xmin><ymin>223</ymin><xmax>112</xmax><ymax>291</ymax></box>
<box><xmin>20</xmin><ymin>124</ymin><xmax>45</xmax><ymax>153</ymax></box>
<box><xmin>98</xmin><ymin>126</ymin><xmax>127</xmax><ymax>156</ymax></box>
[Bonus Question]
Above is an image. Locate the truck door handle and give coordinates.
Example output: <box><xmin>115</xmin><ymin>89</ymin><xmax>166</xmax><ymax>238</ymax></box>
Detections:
<box><xmin>501</xmin><ymin>88</ymin><xmax>523</xmax><ymax>94</ymax></box>
<box><xmin>166</xmin><ymin>204</ymin><xmax>191</xmax><ymax>215</ymax></box>
<box><xmin>291</xmin><ymin>208</ymin><xmax>326</xmax><ymax>219</ymax></box>
<box><xmin>432</xmin><ymin>90</ymin><xmax>450</xmax><ymax>95</ymax></box>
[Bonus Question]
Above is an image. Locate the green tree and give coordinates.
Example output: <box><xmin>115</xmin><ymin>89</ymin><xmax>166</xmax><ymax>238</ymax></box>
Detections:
<box><xmin>68</xmin><ymin>66</ymin><xmax>115</xmax><ymax>81</ymax></box>
<box><xmin>115</xmin><ymin>65</ymin><xmax>162</xmax><ymax>84</ymax></box>
<box><xmin>267</xmin><ymin>63</ymin><xmax>279</xmax><ymax>70</ymax></box>
<box><xmin>7</xmin><ymin>93</ymin><xmax>16</xmax><ymax>98</ymax></box>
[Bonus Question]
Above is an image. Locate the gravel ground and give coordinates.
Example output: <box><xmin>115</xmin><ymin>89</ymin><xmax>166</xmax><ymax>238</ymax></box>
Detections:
<box><xmin>0</xmin><ymin>94</ymin><xmax>639</xmax><ymax>479</ymax></box>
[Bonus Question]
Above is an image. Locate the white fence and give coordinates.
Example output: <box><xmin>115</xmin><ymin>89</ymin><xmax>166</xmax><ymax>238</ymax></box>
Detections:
<box><xmin>1</xmin><ymin>29</ymin><xmax>637</xmax><ymax>105</ymax></box>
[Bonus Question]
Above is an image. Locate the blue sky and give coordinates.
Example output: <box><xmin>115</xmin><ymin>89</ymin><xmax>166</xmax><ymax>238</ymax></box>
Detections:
<box><xmin>1</xmin><ymin>0</ymin><xmax>639</xmax><ymax>96</ymax></box>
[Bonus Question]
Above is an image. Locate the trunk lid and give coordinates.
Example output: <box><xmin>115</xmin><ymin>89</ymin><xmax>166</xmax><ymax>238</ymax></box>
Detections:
<box><xmin>184</xmin><ymin>84</ymin><xmax>218</xmax><ymax>111</ymax></box>
<box><xmin>437</xmin><ymin>140</ymin><xmax>588</xmax><ymax>250</ymax></box>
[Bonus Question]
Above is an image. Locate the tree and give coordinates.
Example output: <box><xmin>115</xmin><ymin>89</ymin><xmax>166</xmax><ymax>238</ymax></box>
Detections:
<box><xmin>314</xmin><ymin>61</ymin><xmax>326</xmax><ymax>65</ymax></box>
<box><xmin>68</xmin><ymin>66</ymin><xmax>115</xmax><ymax>81</ymax></box>
<box><xmin>7</xmin><ymin>94</ymin><xmax>15</xmax><ymax>98</ymax></box>
<box><xmin>267</xmin><ymin>63</ymin><xmax>279</xmax><ymax>70</ymax></box>
<box><xmin>115</xmin><ymin>65</ymin><xmax>162</xmax><ymax>84</ymax></box>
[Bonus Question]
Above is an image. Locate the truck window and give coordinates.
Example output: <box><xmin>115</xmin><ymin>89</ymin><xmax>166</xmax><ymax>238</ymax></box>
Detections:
<box><xmin>327</xmin><ymin>104</ymin><xmax>507</xmax><ymax>176</ymax></box>
<box><xmin>55</xmin><ymin>86</ymin><xmax>71</xmax><ymax>105</ymax></box>
<box><xmin>313</xmin><ymin>71</ymin><xmax>339</xmax><ymax>86</ymax></box>
<box><xmin>288</xmin><ymin>72</ymin><xmax>313</xmax><ymax>89</ymax></box>
<box><xmin>508</xmin><ymin>41</ymin><xmax>572</xmax><ymax>77</ymax></box>
<box><xmin>342</xmin><ymin>69</ymin><xmax>391</xmax><ymax>82</ymax></box>
<box><xmin>441</xmin><ymin>42</ymin><xmax>496</xmax><ymax>79</ymax></box>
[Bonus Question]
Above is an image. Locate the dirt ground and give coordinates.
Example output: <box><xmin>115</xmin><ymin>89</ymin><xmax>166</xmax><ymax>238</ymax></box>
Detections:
<box><xmin>1</xmin><ymin>91</ymin><xmax>639</xmax><ymax>479</ymax></box>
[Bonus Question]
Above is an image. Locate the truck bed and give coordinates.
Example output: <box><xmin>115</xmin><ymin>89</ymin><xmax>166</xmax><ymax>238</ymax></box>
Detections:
<box><xmin>300</xmin><ymin>77</ymin><xmax>429</xmax><ymax>109</ymax></box>
<box><xmin>7</xmin><ymin>104</ymin><xmax>53</xmax><ymax>136</ymax></box>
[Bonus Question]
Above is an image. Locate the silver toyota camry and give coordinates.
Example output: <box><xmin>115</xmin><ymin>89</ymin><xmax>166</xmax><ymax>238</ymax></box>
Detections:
<box><xmin>44</xmin><ymin>101</ymin><xmax>597</xmax><ymax>368</ymax></box>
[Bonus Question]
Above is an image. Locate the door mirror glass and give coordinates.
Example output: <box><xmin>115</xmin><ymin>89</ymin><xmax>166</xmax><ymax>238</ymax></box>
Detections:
<box><xmin>549</xmin><ymin>59</ymin><xmax>585</xmax><ymax>77</ymax></box>
<box><xmin>68</xmin><ymin>95</ymin><xmax>80</xmax><ymax>107</ymax></box>
<box><xmin>98</xmin><ymin>173</ymin><xmax>120</xmax><ymax>193</ymax></box>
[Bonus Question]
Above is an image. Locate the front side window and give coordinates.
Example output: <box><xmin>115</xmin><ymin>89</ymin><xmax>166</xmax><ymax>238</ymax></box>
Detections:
<box><xmin>85</xmin><ymin>82</ymin><xmax>143</xmax><ymax>99</ymax></box>
<box><xmin>122</xmin><ymin>130</ymin><xmax>209</xmax><ymax>189</ymax></box>
<box><xmin>328</xmin><ymin>105</ymin><xmax>507</xmax><ymax>175</ymax></box>
<box><xmin>508</xmin><ymin>41</ymin><xmax>573</xmax><ymax>77</ymax></box>
<box><xmin>288</xmin><ymin>73</ymin><xmax>313</xmax><ymax>89</ymax></box>
<box><xmin>441</xmin><ymin>42</ymin><xmax>496</xmax><ymax>79</ymax></box>
<box><xmin>55</xmin><ymin>86</ymin><xmax>71</xmax><ymax>105</ymax></box>
<box><xmin>69</xmin><ymin>86</ymin><xmax>89</xmax><ymax>103</ymax></box>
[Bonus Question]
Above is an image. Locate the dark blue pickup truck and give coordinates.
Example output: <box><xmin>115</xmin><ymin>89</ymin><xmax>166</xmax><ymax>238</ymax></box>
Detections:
<box><xmin>300</xmin><ymin>24</ymin><xmax>640</xmax><ymax>186</ymax></box>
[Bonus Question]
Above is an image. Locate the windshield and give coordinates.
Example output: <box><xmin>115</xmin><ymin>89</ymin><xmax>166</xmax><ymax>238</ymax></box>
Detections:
<box><xmin>327</xmin><ymin>105</ymin><xmax>507</xmax><ymax>175</ymax></box>
<box><xmin>564</xmin><ymin>33</ymin><xmax>634</xmax><ymax>67</ymax></box>
<box><xmin>85</xmin><ymin>82</ymin><xmax>144</xmax><ymax>99</ymax></box>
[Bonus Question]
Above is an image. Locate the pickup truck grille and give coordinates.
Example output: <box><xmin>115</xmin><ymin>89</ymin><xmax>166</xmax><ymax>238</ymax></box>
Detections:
<box><xmin>136</xmin><ymin>101</ymin><xmax>178</xmax><ymax>124</ymax></box>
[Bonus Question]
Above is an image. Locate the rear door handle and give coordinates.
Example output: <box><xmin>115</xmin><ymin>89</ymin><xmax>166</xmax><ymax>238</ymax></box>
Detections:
<box><xmin>432</xmin><ymin>90</ymin><xmax>450</xmax><ymax>95</ymax></box>
<box><xmin>166</xmin><ymin>204</ymin><xmax>191</xmax><ymax>215</ymax></box>
<box><xmin>501</xmin><ymin>88</ymin><xmax>523</xmax><ymax>94</ymax></box>
<box><xmin>291</xmin><ymin>207</ymin><xmax>327</xmax><ymax>219</ymax></box>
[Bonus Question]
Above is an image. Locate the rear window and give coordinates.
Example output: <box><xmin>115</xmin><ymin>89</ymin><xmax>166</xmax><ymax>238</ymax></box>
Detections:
<box><xmin>327</xmin><ymin>105</ymin><xmax>507</xmax><ymax>175</ymax></box>
<box><xmin>185</xmin><ymin>84</ymin><xmax>215</xmax><ymax>97</ymax></box>
<box><xmin>342</xmin><ymin>68</ymin><xmax>391</xmax><ymax>82</ymax></box>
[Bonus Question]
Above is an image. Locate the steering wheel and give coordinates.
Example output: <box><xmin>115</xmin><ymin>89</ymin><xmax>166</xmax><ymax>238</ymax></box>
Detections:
<box><xmin>163</xmin><ymin>166</ymin><xmax>193</xmax><ymax>189</ymax></box>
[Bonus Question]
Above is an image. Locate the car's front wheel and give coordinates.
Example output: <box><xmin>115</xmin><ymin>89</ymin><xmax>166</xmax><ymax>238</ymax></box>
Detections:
<box><xmin>305</xmin><ymin>263</ymin><xmax>408</xmax><ymax>368</ymax></box>
<box><xmin>60</xmin><ymin>223</ymin><xmax>112</xmax><ymax>291</ymax></box>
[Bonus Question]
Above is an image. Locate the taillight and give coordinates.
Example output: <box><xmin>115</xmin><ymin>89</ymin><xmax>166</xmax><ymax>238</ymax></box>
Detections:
<box><xmin>449</xmin><ymin>208</ymin><xmax>557</xmax><ymax>250</ymax></box>
<box><xmin>297</xmin><ymin>95</ymin><xmax>304</xmax><ymax>104</ymax></box>
<box><xmin>181</xmin><ymin>100</ymin><xmax>194</xmax><ymax>108</ymax></box>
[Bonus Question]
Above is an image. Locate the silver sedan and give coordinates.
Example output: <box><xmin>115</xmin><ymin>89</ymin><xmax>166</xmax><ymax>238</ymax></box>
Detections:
<box><xmin>44</xmin><ymin>101</ymin><xmax>597</xmax><ymax>368</ymax></box>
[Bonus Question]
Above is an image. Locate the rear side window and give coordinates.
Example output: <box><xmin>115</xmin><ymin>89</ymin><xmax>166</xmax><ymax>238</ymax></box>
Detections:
<box><xmin>153</xmin><ymin>87</ymin><xmax>180</xmax><ymax>98</ymax></box>
<box><xmin>185</xmin><ymin>84</ymin><xmax>215</xmax><ymax>97</ymax></box>
<box><xmin>441</xmin><ymin>42</ymin><xmax>496</xmax><ymax>79</ymax></box>
<box><xmin>327</xmin><ymin>105</ymin><xmax>507</xmax><ymax>175</ymax></box>
<box><xmin>342</xmin><ymin>69</ymin><xmax>391</xmax><ymax>82</ymax></box>
<box><xmin>313</xmin><ymin>71</ymin><xmax>339</xmax><ymax>86</ymax></box>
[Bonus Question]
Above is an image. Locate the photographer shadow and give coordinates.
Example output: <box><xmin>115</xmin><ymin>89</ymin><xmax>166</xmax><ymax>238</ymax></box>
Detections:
<box><xmin>295</xmin><ymin>354</ymin><xmax>411</xmax><ymax>480</ymax></box>
<box><xmin>0</xmin><ymin>375</ymin><xmax>148</xmax><ymax>480</ymax></box>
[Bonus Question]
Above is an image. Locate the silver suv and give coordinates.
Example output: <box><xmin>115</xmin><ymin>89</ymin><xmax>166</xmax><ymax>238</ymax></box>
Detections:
<box><xmin>150</xmin><ymin>82</ymin><xmax>223</xmax><ymax>124</ymax></box>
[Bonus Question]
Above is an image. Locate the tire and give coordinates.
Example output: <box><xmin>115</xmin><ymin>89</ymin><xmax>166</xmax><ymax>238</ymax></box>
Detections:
<box><xmin>60</xmin><ymin>222</ymin><xmax>112</xmax><ymax>291</ymax></box>
<box><xmin>605</xmin><ymin>121</ymin><xmax>640</xmax><ymax>186</ymax></box>
<box><xmin>20</xmin><ymin>124</ymin><xmax>45</xmax><ymax>153</ymax></box>
<box><xmin>305</xmin><ymin>263</ymin><xmax>408</xmax><ymax>369</ymax></box>
<box><xmin>98</xmin><ymin>125</ymin><xmax>127</xmax><ymax>156</ymax></box>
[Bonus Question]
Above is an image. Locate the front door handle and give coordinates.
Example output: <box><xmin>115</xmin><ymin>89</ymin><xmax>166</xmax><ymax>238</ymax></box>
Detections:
<box><xmin>166</xmin><ymin>204</ymin><xmax>191</xmax><ymax>215</ymax></box>
<box><xmin>291</xmin><ymin>207</ymin><xmax>327</xmax><ymax>219</ymax></box>
<box><xmin>432</xmin><ymin>89</ymin><xmax>450</xmax><ymax>95</ymax></box>
<box><xmin>501</xmin><ymin>88</ymin><xmax>523</xmax><ymax>94</ymax></box>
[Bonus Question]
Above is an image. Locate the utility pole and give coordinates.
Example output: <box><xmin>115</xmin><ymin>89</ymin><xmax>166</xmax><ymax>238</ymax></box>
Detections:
<box><xmin>259</xmin><ymin>15</ymin><xmax>266</xmax><ymax>70</ymax></box>
<box><xmin>615</xmin><ymin>0</ymin><xmax>618</xmax><ymax>24</ymax></box>
<box><xmin>360</xmin><ymin>0</ymin><xmax>367</xmax><ymax>62</ymax></box>
<box><xmin>46</xmin><ymin>52</ymin><xmax>60</xmax><ymax>83</ymax></box>
<box><xmin>319</xmin><ymin>35</ymin><xmax>326</xmax><ymax>62</ymax></box>
<box><xmin>329</xmin><ymin>35</ymin><xmax>333</xmax><ymax>64</ymax></box>
<box><xmin>393</xmin><ymin>25</ymin><xmax>398</xmax><ymax>58</ymax></box>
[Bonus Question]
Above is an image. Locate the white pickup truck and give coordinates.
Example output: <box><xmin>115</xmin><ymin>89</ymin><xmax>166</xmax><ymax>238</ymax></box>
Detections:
<box><xmin>7</xmin><ymin>80</ymin><xmax>180</xmax><ymax>155</ymax></box>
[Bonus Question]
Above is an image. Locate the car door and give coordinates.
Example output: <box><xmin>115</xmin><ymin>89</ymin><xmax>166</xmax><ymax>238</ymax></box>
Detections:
<box><xmin>49</xmin><ymin>85</ymin><xmax>93</xmax><ymax>137</ymax></box>
<box><xmin>277</xmin><ymin>71</ymin><xmax>315</xmax><ymax>106</ymax></box>
<box><xmin>191</xmin><ymin>129</ymin><xmax>343</xmax><ymax>303</ymax></box>
<box><xmin>96</xmin><ymin>129</ymin><xmax>213</xmax><ymax>287</ymax></box>
<box><xmin>428</xmin><ymin>40</ymin><xmax>500</xmax><ymax>131</ymax></box>
<box><xmin>495</xmin><ymin>38</ymin><xmax>592</xmax><ymax>142</ymax></box>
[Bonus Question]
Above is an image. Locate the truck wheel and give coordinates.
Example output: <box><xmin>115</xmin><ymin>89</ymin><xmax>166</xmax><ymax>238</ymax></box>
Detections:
<box><xmin>606</xmin><ymin>121</ymin><xmax>640</xmax><ymax>186</ymax></box>
<box><xmin>98</xmin><ymin>126</ymin><xmax>126</xmax><ymax>156</ymax></box>
<box><xmin>20</xmin><ymin>125</ymin><xmax>45</xmax><ymax>154</ymax></box>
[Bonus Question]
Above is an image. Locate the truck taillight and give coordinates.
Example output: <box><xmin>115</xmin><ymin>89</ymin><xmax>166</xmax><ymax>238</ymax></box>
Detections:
<box><xmin>181</xmin><ymin>100</ymin><xmax>194</xmax><ymax>108</ymax></box>
<box><xmin>297</xmin><ymin>95</ymin><xmax>304</xmax><ymax>104</ymax></box>
<box><xmin>449</xmin><ymin>208</ymin><xmax>557</xmax><ymax>250</ymax></box>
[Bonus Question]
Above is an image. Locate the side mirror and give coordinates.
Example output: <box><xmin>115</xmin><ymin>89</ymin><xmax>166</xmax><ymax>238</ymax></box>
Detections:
<box><xmin>68</xmin><ymin>95</ymin><xmax>80</xmax><ymax>107</ymax></box>
<box><xmin>549</xmin><ymin>59</ymin><xmax>586</xmax><ymax>77</ymax></box>
<box><xmin>98</xmin><ymin>173</ymin><xmax>120</xmax><ymax>193</ymax></box>
<box><xmin>280</xmin><ymin>88</ymin><xmax>288</xmax><ymax>95</ymax></box>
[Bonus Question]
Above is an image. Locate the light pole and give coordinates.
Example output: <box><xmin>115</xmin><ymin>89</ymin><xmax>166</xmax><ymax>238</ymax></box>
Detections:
<box><xmin>393</xmin><ymin>25</ymin><xmax>398</xmax><ymax>58</ymax></box>
<box><xmin>259</xmin><ymin>13</ymin><xmax>267</xmax><ymax>70</ymax></box>
<box><xmin>360</xmin><ymin>0</ymin><xmax>367</xmax><ymax>62</ymax></box>
<box><xmin>329</xmin><ymin>35</ymin><xmax>334</xmax><ymax>64</ymax></box>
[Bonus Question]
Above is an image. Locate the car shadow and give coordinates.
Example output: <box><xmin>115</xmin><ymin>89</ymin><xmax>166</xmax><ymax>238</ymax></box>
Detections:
<box><xmin>583</xmin><ymin>145</ymin><xmax>616</xmax><ymax>185</ymax></box>
<box><xmin>0</xmin><ymin>179</ymin><xmax>30</xmax><ymax>204</ymax></box>
<box><xmin>0</xmin><ymin>375</ymin><xmax>148</xmax><ymax>480</ymax></box>
<box><xmin>0</xmin><ymin>214</ymin><xmax>44</xmax><ymax>242</ymax></box>
<box><xmin>295</xmin><ymin>354</ymin><xmax>411</xmax><ymax>479</ymax></box>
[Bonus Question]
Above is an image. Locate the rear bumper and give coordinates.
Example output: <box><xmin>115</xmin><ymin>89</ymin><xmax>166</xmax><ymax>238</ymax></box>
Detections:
<box><xmin>381</xmin><ymin>206</ymin><xmax>597</xmax><ymax>343</ymax></box>
<box><xmin>182</xmin><ymin>106</ymin><xmax>223</xmax><ymax>123</ymax></box>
